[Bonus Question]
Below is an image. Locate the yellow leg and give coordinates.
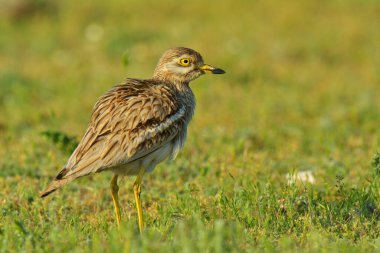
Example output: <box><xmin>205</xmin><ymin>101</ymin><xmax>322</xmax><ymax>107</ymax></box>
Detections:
<box><xmin>133</xmin><ymin>168</ymin><xmax>145</xmax><ymax>235</ymax></box>
<box><xmin>110</xmin><ymin>175</ymin><xmax>121</xmax><ymax>226</ymax></box>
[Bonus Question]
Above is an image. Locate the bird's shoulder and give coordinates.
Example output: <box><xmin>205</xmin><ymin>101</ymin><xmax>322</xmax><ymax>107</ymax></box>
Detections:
<box><xmin>91</xmin><ymin>78</ymin><xmax>181</xmax><ymax>131</ymax></box>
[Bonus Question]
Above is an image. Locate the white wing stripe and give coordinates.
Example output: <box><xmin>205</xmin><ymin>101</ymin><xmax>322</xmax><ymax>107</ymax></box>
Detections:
<box><xmin>128</xmin><ymin>106</ymin><xmax>186</xmax><ymax>155</ymax></box>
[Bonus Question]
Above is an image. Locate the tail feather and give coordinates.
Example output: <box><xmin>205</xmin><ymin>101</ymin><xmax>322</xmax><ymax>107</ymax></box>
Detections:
<box><xmin>40</xmin><ymin>162</ymin><xmax>98</xmax><ymax>198</ymax></box>
<box><xmin>40</xmin><ymin>176</ymin><xmax>75</xmax><ymax>198</ymax></box>
<box><xmin>40</xmin><ymin>166</ymin><xmax>94</xmax><ymax>198</ymax></box>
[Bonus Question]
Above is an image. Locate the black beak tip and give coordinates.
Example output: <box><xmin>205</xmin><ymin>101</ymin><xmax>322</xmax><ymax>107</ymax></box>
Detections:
<box><xmin>212</xmin><ymin>68</ymin><xmax>226</xmax><ymax>74</ymax></box>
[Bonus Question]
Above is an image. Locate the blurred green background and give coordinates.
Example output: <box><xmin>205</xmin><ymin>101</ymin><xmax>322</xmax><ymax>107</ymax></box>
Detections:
<box><xmin>0</xmin><ymin>0</ymin><xmax>379</xmax><ymax>252</ymax></box>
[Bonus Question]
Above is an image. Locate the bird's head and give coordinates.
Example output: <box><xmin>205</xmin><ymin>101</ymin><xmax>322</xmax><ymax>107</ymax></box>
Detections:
<box><xmin>153</xmin><ymin>47</ymin><xmax>225</xmax><ymax>84</ymax></box>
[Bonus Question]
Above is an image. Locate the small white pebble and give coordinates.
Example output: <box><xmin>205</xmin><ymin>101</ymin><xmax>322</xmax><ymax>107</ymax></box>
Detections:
<box><xmin>286</xmin><ymin>171</ymin><xmax>315</xmax><ymax>184</ymax></box>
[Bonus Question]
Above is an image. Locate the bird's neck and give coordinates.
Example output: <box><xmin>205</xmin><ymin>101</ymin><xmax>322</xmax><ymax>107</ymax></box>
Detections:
<box><xmin>152</xmin><ymin>74</ymin><xmax>190</xmax><ymax>92</ymax></box>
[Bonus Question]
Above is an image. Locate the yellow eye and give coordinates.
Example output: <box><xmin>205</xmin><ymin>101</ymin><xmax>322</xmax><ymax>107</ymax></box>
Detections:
<box><xmin>178</xmin><ymin>58</ymin><xmax>191</xmax><ymax>66</ymax></box>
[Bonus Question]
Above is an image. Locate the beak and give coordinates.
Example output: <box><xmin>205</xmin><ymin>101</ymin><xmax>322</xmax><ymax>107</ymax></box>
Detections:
<box><xmin>200</xmin><ymin>64</ymin><xmax>226</xmax><ymax>74</ymax></box>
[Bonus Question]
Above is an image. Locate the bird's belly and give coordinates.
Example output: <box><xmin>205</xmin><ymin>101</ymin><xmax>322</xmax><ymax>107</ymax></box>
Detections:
<box><xmin>111</xmin><ymin>142</ymin><xmax>174</xmax><ymax>176</ymax></box>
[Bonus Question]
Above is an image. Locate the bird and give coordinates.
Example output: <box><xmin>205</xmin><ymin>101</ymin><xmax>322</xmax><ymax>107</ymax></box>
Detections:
<box><xmin>40</xmin><ymin>47</ymin><xmax>225</xmax><ymax>234</ymax></box>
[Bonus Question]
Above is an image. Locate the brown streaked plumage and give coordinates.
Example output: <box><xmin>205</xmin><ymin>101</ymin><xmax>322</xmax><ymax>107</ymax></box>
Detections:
<box><xmin>40</xmin><ymin>47</ymin><xmax>225</xmax><ymax>233</ymax></box>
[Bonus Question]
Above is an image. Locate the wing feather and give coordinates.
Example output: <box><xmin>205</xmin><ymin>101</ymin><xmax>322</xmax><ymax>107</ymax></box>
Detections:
<box><xmin>61</xmin><ymin>79</ymin><xmax>186</xmax><ymax>178</ymax></box>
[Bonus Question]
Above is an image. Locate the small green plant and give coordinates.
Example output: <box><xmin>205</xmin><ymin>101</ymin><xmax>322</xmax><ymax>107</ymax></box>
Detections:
<box><xmin>372</xmin><ymin>152</ymin><xmax>380</xmax><ymax>176</ymax></box>
<box><xmin>122</xmin><ymin>50</ymin><xmax>130</xmax><ymax>68</ymax></box>
<box><xmin>41</xmin><ymin>130</ymin><xmax>78</xmax><ymax>155</ymax></box>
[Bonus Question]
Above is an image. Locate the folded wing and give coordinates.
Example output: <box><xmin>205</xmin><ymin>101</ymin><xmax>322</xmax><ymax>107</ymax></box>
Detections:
<box><xmin>41</xmin><ymin>79</ymin><xmax>185</xmax><ymax>197</ymax></box>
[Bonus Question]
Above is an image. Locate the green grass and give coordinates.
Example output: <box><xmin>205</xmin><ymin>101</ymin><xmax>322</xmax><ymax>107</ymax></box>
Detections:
<box><xmin>1</xmin><ymin>0</ymin><xmax>380</xmax><ymax>252</ymax></box>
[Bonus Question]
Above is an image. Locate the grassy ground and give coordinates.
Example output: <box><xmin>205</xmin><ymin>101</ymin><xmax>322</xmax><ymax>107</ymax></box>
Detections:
<box><xmin>1</xmin><ymin>0</ymin><xmax>380</xmax><ymax>252</ymax></box>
